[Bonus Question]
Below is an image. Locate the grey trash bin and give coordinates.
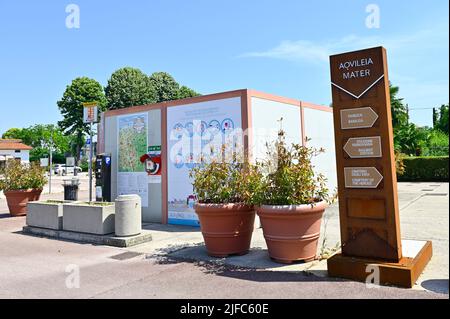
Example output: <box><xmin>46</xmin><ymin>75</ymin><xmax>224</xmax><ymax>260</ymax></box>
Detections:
<box><xmin>115</xmin><ymin>194</ymin><xmax>142</xmax><ymax>237</ymax></box>
<box><xmin>62</xmin><ymin>178</ymin><xmax>80</xmax><ymax>201</ymax></box>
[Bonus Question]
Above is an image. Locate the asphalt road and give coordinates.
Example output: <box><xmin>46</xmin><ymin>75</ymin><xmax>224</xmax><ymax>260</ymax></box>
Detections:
<box><xmin>0</xmin><ymin>227</ymin><xmax>445</xmax><ymax>299</ymax></box>
<box><xmin>0</xmin><ymin>182</ymin><xmax>448</xmax><ymax>299</ymax></box>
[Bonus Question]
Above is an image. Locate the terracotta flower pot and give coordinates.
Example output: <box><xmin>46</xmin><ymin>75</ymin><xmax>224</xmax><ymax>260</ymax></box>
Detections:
<box><xmin>4</xmin><ymin>189</ymin><xmax>42</xmax><ymax>217</ymax></box>
<box><xmin>194</xmin><ymin>203</ymin><xmax>255</xmax><ymax>257</ymax></box>
<box><xmin>257</xmin><ymin>201</ymin><xmax>327</xmax><ymax>264</ymax></box>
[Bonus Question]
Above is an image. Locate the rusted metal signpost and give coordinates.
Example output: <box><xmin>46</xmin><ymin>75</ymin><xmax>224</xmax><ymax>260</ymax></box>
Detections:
<box><xmin>327</xmin><ymin>47</ymin><xmax>432</xmax><ymax>288</ymax></box>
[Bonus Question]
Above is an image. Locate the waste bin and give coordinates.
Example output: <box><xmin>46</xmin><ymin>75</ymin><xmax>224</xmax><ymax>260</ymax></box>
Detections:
<box><xmin>62</xmin><ymin>178</ymin><xmax>80</xmax><ymax>201</ymax></box>
<box><xmin>115</xmin><ymin>194</ymin><xmax>141</xmax><ymax>237</ymax></box>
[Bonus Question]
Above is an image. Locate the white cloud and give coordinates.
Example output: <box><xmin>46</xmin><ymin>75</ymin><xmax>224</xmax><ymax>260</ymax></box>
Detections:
<box><xmin>239</xmin><ymin>25</ymin><xmax>448</xmax><ymax>127</ymax></box>
<box><xmin>239</xmin><ymin>27</ymin><xmax>448</xmax><ymax>64</ymax></box>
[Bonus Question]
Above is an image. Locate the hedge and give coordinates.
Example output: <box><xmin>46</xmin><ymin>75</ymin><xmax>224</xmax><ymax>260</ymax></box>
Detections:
<box><xmin>398</xmin><ymin>156</ymin><xmax>449</xmax><ymax>182</ymax></box>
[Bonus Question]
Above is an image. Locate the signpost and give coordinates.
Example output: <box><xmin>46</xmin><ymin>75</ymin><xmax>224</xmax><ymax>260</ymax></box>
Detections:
<box><xmin>327</xmin><ymin>47</ymin><xmax>432</xmax><ymax>288</ymax></box>
<box><xmin>340</xmin><ymin>107</ymin><xmax>378</xmax><ymax>130</ymax></box>
<box><xmin>40</xmin><ymin>158</ymin><xmax>49</xmax><ymax>167</ymax></box>
<box><xmin>343</xmin><ymin>136</ymin><xmax>382</xmax><ymax>158</ymax></box>
<box><xmin>343</xmin><ymin>167</ymin><xmax>383</xmax><ymax>188</ymax></box>
<box><xmin>83</xmin><ymin>102</ymin><xmax>98</xmax><ymax>202</ymax></box>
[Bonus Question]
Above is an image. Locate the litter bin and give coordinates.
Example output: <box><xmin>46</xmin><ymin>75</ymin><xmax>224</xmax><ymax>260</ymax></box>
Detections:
<box><xmin>115</xmin><ymin>194</ymin><xmax>141</xmax><ymax>237</ymax></box>
<box><xmin>62</xmin><ymin>178</ymin><xmax>80</xmax><ymax>201</ymax></box>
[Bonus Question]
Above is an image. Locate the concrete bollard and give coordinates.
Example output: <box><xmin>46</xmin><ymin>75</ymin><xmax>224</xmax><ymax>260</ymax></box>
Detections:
<box><xmin>115</xmin><ymin>194</ymin><xmax>141</xmax><ymax>237</ymax></box>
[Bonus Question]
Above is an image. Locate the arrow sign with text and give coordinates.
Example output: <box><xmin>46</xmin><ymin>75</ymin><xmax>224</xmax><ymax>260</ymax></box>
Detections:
<box><xmin>340</xmin><ymin>107</ymin><xmax>378</xmax><ymax>129</ymax></box>
<box><xmin>344</xmin><ymin>167</ymin><xmax>383</xmax><ymax>188</ymax></box>
<box><xmin>343</xmin><ymin>136</ymin><xmax>382</xmax><ymax>158</ymax></box>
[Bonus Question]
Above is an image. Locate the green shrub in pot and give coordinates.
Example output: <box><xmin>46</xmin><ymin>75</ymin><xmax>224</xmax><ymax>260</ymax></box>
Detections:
<box><xmin>189</xmin><ymin>149</ymin><xmax>263</xmax><ymax>257</ymax></box>
<box><xmin>254</xmin><ymin>124</ymin><xmax>336</xmax><ymax>263</ymax></box>
<box><xmin>0</xmin><ymin>160</ymin><xmax>47</xmax><ymax>216</ymax></box>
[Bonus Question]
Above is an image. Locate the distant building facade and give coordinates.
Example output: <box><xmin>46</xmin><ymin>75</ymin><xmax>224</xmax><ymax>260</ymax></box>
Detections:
<box><xmin>0</xmin><ymin>139</ymin><xmax>33</xmax><ymax>169</ymax></box>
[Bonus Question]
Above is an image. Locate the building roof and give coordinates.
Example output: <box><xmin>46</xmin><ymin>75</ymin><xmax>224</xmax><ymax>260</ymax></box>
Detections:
<box><xmin>0</xmin><ymin>139</ymin><xmax>33</xmax><ymax>151</ymax></box>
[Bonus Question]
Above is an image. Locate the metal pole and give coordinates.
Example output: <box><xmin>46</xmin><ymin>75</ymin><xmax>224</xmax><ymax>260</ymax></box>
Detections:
<box><xmin>49</xmin><ymin>134</ymin><xmax>52</xmax><ymax>194</ymax></box>
<box><xmin>88</xmin><ymin>123</ymin><xmax>93</xmax><ymax>202</ymax></box>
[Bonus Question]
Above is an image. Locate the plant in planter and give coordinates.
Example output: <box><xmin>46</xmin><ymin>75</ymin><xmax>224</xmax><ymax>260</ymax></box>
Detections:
<box><xmin>189</xmin><ymin>150</ymin><xmax>263</xmax><ymax>257</ymax></box>
<box><xmin>254</xmin><ymin>125</ymin><xmax>335</xmax><ymax>264</ymax></box>
<box><xmin>0</xmin><ymin>160</ymin><xmax>47</xmax><ymax>216</ymax></box>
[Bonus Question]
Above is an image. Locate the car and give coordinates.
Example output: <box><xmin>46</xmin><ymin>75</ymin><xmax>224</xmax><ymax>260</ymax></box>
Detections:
<box><xmin>54</xmin><ymin>164</ymin><xmax>82</xmax><ymax>175</ymax></box>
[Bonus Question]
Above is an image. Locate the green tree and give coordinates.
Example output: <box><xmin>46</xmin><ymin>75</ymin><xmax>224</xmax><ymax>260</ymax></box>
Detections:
<box><xmin>148</xmin><ymin>72</ymin><xmax>180</xmax><ymax>102</ymax></box>
<box><xmin>57</xmin><ymin>77</ymin><xmax>107</xmax><ymax>163</ymax></box>
<box><xmin>433</xmin><ymin>104</ymin><xmax>449</xmax><ymax>134</ymax></box>
<box><xmin>105</xmin><ymin>67</ymin><xmax>156</xmax><ymax>110</ymax></box>
<box><xmin>2</xmin><ymin>125</ymin><xmax>72</xmax><ymax>163</ymax></box>
<box><xmin>390</xmin><ymin>84</ymin><xmax>409</xmax><ymax>129</ymax></box>
<box><xmin>394</xmin><ymin>123</ymin><xmax>431</xmax><ymax>156</ymax></box>
<box><xmin>2</xmin><ymin>128</ymin><xmax>26</xmax><ymax>140</ymax></box>
<box><xmin>422</xmin><ymin>129</ymin><xmax>449</xmax><ymax>156</ymax></box>
<box><xmin>177</xmin><ymin>85</ymin><xmax>201</xmax><ymax>99</ymax></box>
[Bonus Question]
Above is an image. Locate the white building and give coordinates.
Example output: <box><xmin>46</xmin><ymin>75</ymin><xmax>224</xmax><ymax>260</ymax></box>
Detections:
<box><xmin>98</xmin><ymin>89</ymin><xmax>336</xmax><ymax>226</ymax></box>
<box><xmin>0</xmin><ymin>139</ymin><xmax>32</xmax><ymax>169</ymax></box>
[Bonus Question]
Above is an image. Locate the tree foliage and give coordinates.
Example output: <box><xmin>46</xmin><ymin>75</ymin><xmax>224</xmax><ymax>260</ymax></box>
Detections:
<box><xmin>57</xmin><ymin>77</ymin><xmax>106</xmax><ymax>162</ymax></box>
<box><xmin>104</xmin><ymin>68</ymin><xmax>201</xmax><ymax>108</ymax></box>
<box><xmin>390</xmin><ymin>84</ymin><xmax>409</xmax><ymax>129</ymax></box>
<box><xmin>2</xmin><ymin>125</ymin><xmax>73</xmax><ymax>163</ymax></box>
<box><xmin>433</xmin><ymin>104</ymin><xmax>449</xmax><ymax>134</ymax></box>
<box><xmin>148</xmin><ymin>72</ymin><xmax>180</xmax><ymax>102</ymax></box>
<box><xmin>177</xmin><ymin>85</ymin><xmax>201</xmax><ymax>99</ymax></box>
<box><xmin>390</xmin><ymin>83</ymin><xmax>448</xmax><ymax>157</ymax></box>
<box><xmin>105</xmin><ymin>67</ymin><xmax>157</xmax><ymax>109</ymax></box>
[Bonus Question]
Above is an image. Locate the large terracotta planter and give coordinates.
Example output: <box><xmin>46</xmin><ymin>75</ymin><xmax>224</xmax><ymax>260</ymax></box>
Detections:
<box><xmin>4</xmin><ymin>189</ymin><xmax>42</xmax><ymax>217</ymax></box>
<box><xmin>257</xmin><ymin>201</ymin><xmax>327</xmax><ymax>264</ymax></box>
<box><xmin>194</xmin><ymin>203</ymin><xmax>255</xmax><ymax>257</ymax></box>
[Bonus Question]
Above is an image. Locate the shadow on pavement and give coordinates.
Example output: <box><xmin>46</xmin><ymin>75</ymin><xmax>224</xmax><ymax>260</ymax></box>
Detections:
<box><xmin>0</xmin><ymin>213</ymin><xmax>12</xmax><ymax>219</ymax></box>
<box><xmin>421</xmin><ymin>279</ymin><xmax>449</xmax><ymax>294</ymax></box>
<box><xmin>147</xmin><ymin>245</ymin><xmax>347</xmax><ymax>284</ymax></box>
<box><xmin>151</xmin><ymin>251</ymin><xmax>346</xmax><ymax>283</ymax></box>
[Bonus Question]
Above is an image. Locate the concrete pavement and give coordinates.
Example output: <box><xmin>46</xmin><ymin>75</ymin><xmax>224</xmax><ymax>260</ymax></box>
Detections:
<box><xmin>0</xmin><ymin>182</ymin><xmax>448</xmax><ymax>298</ymax></box>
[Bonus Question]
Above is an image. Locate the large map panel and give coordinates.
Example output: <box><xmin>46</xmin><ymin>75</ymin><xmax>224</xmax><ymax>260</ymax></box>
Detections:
<box><xmin>117</xmin><ymin>113</ymin><xmax>149</xmax><ymax>207</ymax></box>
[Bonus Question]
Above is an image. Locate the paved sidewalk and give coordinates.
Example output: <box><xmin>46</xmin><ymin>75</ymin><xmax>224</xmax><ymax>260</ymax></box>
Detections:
<box><xmin>0</xmin><ymin>182</ymin><xmax>448</xmax><ymax>298</ymax></box>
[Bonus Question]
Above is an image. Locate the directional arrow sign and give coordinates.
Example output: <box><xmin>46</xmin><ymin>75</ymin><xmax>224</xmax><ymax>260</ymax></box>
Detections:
<box><xmin>343</xmin><ymin>136</ymin><xmax>382</xmax><ymax>158</ymax></box>
<box><xmin>344</xmin><ymin>167</ymin><xmax>383</xmax><ymax>188</ymax></box>
<box><xmin>340</xmin><ymin>107</ymin><xmax>378</xmax><ymax>129</ymax></box>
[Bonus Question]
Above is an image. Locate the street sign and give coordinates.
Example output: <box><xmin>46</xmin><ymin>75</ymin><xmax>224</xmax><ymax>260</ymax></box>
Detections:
<box><xmin>343</xmin><ymin>136</ymin><xmax>382</xmax><ymax>158</ymax></box>
<box><xmin>340</xmin><ymin>107</ymin><xmax>378</xmax><ymax>129</ymax></box>
<box><xmin>344</xmin><ymin>167</ymin><xmax>383</xmax><ymax>188</ymax></box>
<box><xmin>328</xmin><ymin>46</ymin><xmax>432</xmax><ymax>289</ymax></box>
<box><xmin>83</xmin><ymin>102</ymin><xmax>98</xmax><ymax>123</ymax></box>
<box><xmin>40</xmin><ymin>158</ymin><xmax>49</xmax><ymax>167</ymax></box>
<box><xmin>86</xmin><ymin>138</ymin><xmax>91</xmax><ymax>145</ymax></box>
<box><xmin>329</xmin><ymin>46</ymin><xmax>402</xmax><ymax>261</ymax></box>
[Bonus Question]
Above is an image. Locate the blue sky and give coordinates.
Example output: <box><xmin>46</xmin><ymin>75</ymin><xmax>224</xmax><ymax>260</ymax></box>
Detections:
<box><xmin>0</xmin><ymin>0</ymin><xmax>448</xmax><ymax>135</ymax></box>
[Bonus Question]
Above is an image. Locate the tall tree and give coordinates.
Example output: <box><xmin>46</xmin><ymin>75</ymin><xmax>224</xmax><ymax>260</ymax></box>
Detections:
<box><xmin>434</xmin><ymin>104</ymin><xmax>449</xmax><ymax>134</ymax></box>
<box><xmin>57</xmin><ymin>77</ymin><xmax>107</xmax><ymax>163</ymax></box>
<box><xmin>177</xmin><ymin>85</ymin><xmax>201</xmax><ymax>99</ymax></box>
<box><xmin>105</xmin><ymin>67</ymin><xmax>157</xmax><ymax>109</ymax></box>
<box><xmin>390</xmin><ymin>84</ymin><xmax>409</xmax><ymax>129</ymax></box>
<box><xmin>148</xmin><ymin>72</ymin><xmax>180</xmax><ymax>102</ymax></box>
